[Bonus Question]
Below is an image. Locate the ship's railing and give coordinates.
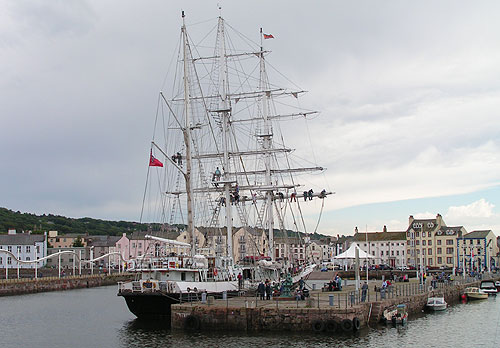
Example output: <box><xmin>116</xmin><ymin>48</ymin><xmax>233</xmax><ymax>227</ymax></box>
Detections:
<box><xmin>118</xmin><ymin>279</ymin><xmax>178</xmax><ymax>294</ymax></box>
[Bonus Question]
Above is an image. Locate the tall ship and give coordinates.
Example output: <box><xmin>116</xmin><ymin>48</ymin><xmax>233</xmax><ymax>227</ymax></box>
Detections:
<box><xmin>118</xmin><ymin>11</ymin><xmax>331</xmax><ymax>319</ymax></box>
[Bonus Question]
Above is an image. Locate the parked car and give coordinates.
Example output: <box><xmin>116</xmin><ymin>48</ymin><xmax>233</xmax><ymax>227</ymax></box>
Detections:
<box><xmin>397</xmin><ymin>265</ymin><xmax>408</xmax><ymax>271</ymax></box>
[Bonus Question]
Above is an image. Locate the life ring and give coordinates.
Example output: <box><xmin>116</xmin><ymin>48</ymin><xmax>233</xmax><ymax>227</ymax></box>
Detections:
<box><xmin>325</xmin><ymin>320</ymin><xmax>338</xmax><ymax>333</ymax></box>
<box><xmin>341</xmin><ymin>319</ymin><xmax>353</xmax><ymax>332</ymax></box>
<box><xmin>352</xmin><ymin>317</ymin><xmax>361</xmax><ymax>331</ymax></box>
<box><xmin>184</xmin><ymin>315</ymin><xmax>200</xmax><ymax>331</ymax></box>
<box><xmin>312</xmin><ymin>320</ymin><xmax>325</xmax><ymax>332</ymax></box>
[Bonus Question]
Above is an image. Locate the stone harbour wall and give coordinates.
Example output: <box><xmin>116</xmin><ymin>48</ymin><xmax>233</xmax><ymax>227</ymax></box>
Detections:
<box><xmin>172</xmin><ymin>304</ymin><xmax>369</xmax><ymax>332</ymax></box>
<box><xmin>0</xmin><ymin>273</ymin><xmax>133</xmax><ymax>296</ymax></box>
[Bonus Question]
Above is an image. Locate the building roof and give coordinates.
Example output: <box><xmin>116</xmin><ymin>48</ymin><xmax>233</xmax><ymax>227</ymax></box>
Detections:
<box><xmin>436</xmin><ymin>226</ymin><xmax>464</xmax><ymax>237</ymax></box>
<box><xmin>0</xmin><ymin>233</ymin><xmax>45</xmax><ymax>245</ymax></box>
<box><xmin>353</xmin><ymin>231</ymin><xmax>406</xmax><ymax>242</ymax></box>
<box><xmin>463</xmin><ymin>230</ymin><xmax>492</xmax><ymax>239</ymax></box>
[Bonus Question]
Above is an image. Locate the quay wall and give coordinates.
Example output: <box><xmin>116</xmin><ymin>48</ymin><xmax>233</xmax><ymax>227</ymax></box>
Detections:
<box><xmin>172</xmin><ymin>279</ymin><xmax>494</xmax><ymax>333</ymax></box>
<box><xmin>0</xmin><ymin>273</ymin><xmax>133</xmax><ymax>296</ymax></box>
<box><xmin>172</xmin><ymin>303</ymin><xmax>369</xmax><ymax>332</ymax></box>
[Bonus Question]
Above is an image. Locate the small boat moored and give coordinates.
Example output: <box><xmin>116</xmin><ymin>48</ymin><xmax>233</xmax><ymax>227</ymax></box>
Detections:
<box><xmin>426</xmin><ymin>296</ymin><xmax>447</xmax><ymax>311</ymax></box>
<box><xmin>495</xmin><ymin>281</ymin><xmax>500</xmax><ymax>292</ymax></box>
<box><xmin>383</xmin><ymin>304</ymin><xmax>408</xmax><ymax>326</ymax></box>
<box><xmin>480</xmin><ymin>280</ymin><xmax>498</xmax><ymax>296</ymax></box>
<box><xmin>464</xmin><ymin>287</ymin><xmax>488</xmax><ymax>301</ymax></box>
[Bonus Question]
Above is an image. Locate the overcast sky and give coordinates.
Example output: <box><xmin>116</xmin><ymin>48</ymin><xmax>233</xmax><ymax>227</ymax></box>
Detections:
<box><xmin>1</xmin><ymin>1</ymin><xmax>500</xmax><ymax>236</ymax></box>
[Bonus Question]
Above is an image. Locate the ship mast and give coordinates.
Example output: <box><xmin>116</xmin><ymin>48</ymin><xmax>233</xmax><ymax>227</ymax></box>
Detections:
<box><xmin>181</xmin><ymin>11</ymin><xmax>196</xmax><ymax>257</ymax></box>
<box><xmin>259</xmin><ymin>28</ymin><xmax>274</xmax><ymax>261</ymax></box>
<box><xmin>217</xmin><ymin>16</ymin><xmax>234</xmax><ymax>262</ymax></box>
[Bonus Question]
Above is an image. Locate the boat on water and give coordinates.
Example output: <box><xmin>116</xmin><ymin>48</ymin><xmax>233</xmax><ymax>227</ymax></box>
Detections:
<box><xmin>118</xmin><ymin>11</ymin><xmax>330</xmax><ymax>319</ymax></box>
<box><xmin>495</xmin><ymin>281</ymin><xmax>500</xmax><ymax>292</ymax></box>
<box><xmin>426</xmin><ymin>297</ymin><xmax>447</xmax><ymax>311</ymax></box>
<box><xmin>479</xmin><ymin>280</ymin><xmax>498</xmax><ymax>296</ymax></box>
<box><xmin>382</xmin><ymin>304</ymin><xmax>408</xmax><ymax>326</ymax></box>
<box><xmin>464</xmin><ymin>287</ymin><xmax>488</xmax><ymax>300</ymax></box>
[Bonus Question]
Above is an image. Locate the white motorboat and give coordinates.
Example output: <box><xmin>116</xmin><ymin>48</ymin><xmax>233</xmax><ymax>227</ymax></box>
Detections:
<box><xmin>479</xmin><ymin>280</ymin><xmax>498</xmax><ymax>295</ymax></box>
<box><xmin>426</xmin><ymin>296</ymin><xmax>447</xmax><ymax>311</ymax></box>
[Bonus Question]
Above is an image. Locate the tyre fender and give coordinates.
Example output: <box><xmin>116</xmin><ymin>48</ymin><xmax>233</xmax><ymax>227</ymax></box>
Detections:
<box><xmin>341</xmin><ymin>319</ymin><xmax>353</xmax><ymax>332</ymax></box>
<box><xmin>325</xmin><ymin>320</ymin><xmax>338</xmax><ymax>333</ymax></box>
<box><xmin>312</xmin><ymin>320</ymin><xmax>325</xmax><ymax>332</ymax></box>
<box><xmin>352</xmin><ymin>317</ymin><xmax>361</xmax><ymax>331</ymax></box>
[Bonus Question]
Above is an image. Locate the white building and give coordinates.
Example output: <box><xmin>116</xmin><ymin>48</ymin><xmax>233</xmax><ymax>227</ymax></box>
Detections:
<box><xmin>0</xmin><ymin>230</ymin><xmax>47</xmax><ymax>268</ymax></box>
<box><xmin>353</xmin><ymin>226</ymin><xmax>407</xmax><ymax>268</ymax></box>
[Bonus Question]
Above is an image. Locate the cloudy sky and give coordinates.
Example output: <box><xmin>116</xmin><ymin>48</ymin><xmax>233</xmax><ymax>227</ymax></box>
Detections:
<box><xmin>1</xmin><ymin>1</ymin><xmax>500</xmax><ymax>236</ymax></box>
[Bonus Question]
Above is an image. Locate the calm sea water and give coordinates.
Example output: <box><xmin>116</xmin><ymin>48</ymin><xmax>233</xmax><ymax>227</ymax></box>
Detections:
<box><xmin>0</xmin><ymin>285</ymin><xmax>499</xmax><ymax>348</ymax></box>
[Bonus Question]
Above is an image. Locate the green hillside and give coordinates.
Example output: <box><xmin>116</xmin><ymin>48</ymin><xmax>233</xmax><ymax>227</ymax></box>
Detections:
<box><xmin>0</xmin><ymin>207</ymin><xmax>154</xmax><ymax>236</ymax></box>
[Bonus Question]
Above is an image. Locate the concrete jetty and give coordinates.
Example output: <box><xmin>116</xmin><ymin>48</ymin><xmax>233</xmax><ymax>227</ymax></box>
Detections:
<box><xmin>171</xmin><ymin>276</ymin><xmax>495</xmax><ymax>333</ymax></box>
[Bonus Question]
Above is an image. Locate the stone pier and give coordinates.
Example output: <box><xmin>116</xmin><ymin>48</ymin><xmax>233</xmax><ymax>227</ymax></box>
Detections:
<box><xmin>171</xmin><ymin>278</ymin><xmax>495</xmax><ymax>333</ymax></box>
<box><xmin>0</xmin><ymin>273</ymin><xmax>133</xmax><ymax>296</ymax></box>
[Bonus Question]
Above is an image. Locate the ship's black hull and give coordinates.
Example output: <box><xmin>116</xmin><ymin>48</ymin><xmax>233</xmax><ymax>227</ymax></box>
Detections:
<box><xmin>119</xmin><ymin>291</ymin><xmax>181</xmax><ymax>319</ymax></box>
<box><xmin>118</xmin><ymin>290</ymin><xmax>232</xmax><ymax>320</ymax></box>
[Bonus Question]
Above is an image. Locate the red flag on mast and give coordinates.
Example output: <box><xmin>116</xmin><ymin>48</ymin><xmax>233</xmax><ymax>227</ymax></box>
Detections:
<box><xmin>149</xmin><ymin>150</ymin><xmax>163</xmax><ymax>167</ymax></box>
<box><xmin>263</xmin><ymin>33</ymin><xmax>274</xmax><ymax>39</ymax></box>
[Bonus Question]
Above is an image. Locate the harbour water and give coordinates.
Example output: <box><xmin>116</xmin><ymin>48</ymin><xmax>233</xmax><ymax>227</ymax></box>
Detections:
<box><xmin>1</xmin><ymin>285</ymin><xmax>499</xmax><ymax>348</ymax></box>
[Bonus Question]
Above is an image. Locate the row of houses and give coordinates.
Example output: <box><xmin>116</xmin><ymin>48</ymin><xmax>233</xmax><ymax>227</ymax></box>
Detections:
<box><xmin>1</xmin><ymin>213</ymin><xmax>497</xmax><ymax>271</ymax></box>
<box><xmin>353</xmin><ymin>214</ymin><xmax>499</xmax><ymax>271</ymax></box>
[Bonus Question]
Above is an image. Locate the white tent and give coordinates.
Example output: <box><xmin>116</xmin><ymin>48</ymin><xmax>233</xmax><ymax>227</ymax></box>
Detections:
<box><xmin>334</xmin><ymin>242</ymin><xmax>374</xmax><ymax>259</ymax></box>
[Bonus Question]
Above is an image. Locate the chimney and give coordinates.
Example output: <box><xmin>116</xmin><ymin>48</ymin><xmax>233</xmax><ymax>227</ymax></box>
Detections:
<box><xmin>409</xmin><ymin>215</ymin><xmax>414</xmax><ymax>225</ymax></box>
<box><xmin>383</xmin><ymin>225</ymin><xmax>387</xmax><ymax>233</ymax></box>
<box><xmin>354</xmin><ymin>226</ymin><xmax>358</xmax><ymax>234</ymax></box>
<box><xmin>436</xmin><ymin>213</ymin><xmax>443</xmax><ymax>227</ymax></box>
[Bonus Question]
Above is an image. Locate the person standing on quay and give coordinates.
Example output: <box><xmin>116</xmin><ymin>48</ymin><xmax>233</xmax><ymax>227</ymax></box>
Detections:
<box><xmin>258</xmin><ymin>281</ymin><xmax>265</xmax><ymax>300</ymax></box>
<box><xmin>361</xmin><ymin>281</ymin><xmax>368</xmax><ymax>302</ymax></box>
<box><xmin>237</xmin><ymin>272</ymin><xmax>243</xmax><ymax>290</ymax></box>
<box><xmin>265</xmin><ymin>280</ymin><xmax>272</xmax><ymax>300</ymax></box>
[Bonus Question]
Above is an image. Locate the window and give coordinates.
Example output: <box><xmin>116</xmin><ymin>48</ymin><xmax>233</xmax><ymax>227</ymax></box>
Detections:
<box><xmin>422</xmin><ymin>240</ymin><xmax>426</xmax><ymax>246</ymax></box>
<box><xmin>132</xmin><ymin>243</ymin><xmax>136</xmax><ymax>248</ymax></box>
<box><xmin>17</xmin><ymin>246</ymin><xmax>22</xmax><ymax>253</ymax></box>
<box><xmin>7</xmin><ymin>257</ymin><xmax>12</xmax><ymax>265</ymax></box>
<box><xmin>428</xmin><ymin>248</ymin><xmax>432</xmax><ymax>255</ymax></box>
<box><xmin>428</xmin><ymin>258</ymin><xmax>432</xmax><ymax>265</ymax></box>
<box><xmin>138</xmin><ymin>251</ymin><xmax>142</xmax><ymax>256</ymax></box>
<box><xmin>138</xmin><ymin>243</ymin><xmax>142</xmax><ymax>248</ymax></box>
<box><xmin>26</xmin><ymin>246</ymin><xmax>31</xmax><ymax>253</ymax></box>
<box><xmin>380</xmin><ymin>251</ymin><xmax>384</xmax><ymax>257</ymax></box>
<box><xmin>36</xmin><ymin>246</ymin><xmax>40</xmax><ymax>253</ymax></box>
<box><xmin>69</xmin><ymin>258</ymin><xmax>73</xmax><ymax>262</ymax></box>
<box><xmin>446</xmin><ymin>240</ymin><xmax>453</xmax><ymax>245</ymax></box>
<box><xmin>402</xmin><ymin>250</ymin><xmax>404</xmax><ymax>255</ymax></box>
<box><xmin>8</xmin><ymin>246</ymin><xmax>12</xmax><ymax>252</ymax></box>
<box><xmin>396</xmin><ymin>250</ymin><xmax>400</xmax><ymax>256</ymax></box>
<box><xmin>446</xmin><ymin>247</ymin><xmax>453</xmax><ymax>254</ymax></box>
<box><xmin>0</xmin><ymin>257</ymin><xmax>2</xmax><ymax>264</ymax></box>
<box><xmin>437</xmin><ymin>247</ymin><xmax>442</xmax><ymax>254</ymax></box>
<box><xmin>391</xmin><ymin>251</ymin><xmax>394</xmax><ymax>256</ymax></box>
<box><xmin>416</xmin><ymin>232</ymin><xmax>420</xmax><ymax>237</ymax></box>
<box><xmin>423</xmin><ymin>232</ymin><xmax>426</xmax><ymax>237</ymax></box>
<box><xmin>447</xmin><ymin>257</ymin><xmax>453</xmax><ymax>264</ymax></box>
<box><xmin>416</xmin><ymin>240</ymin><xmax>420</xmax><ymax>245</ymax></box>
<box><xmin>428</xmin><ymin>240</ymin><xmax>432</xmax><ymax>246</ymax></box>
<box><xmin>477</xmin><ymin>239</ymin><xmax>481</xmax><ymax>245</ymax></box>
<box><xmin>437</xmin><ymin>240</ymin><xmax>442</xmax><ymax>245</ymax></box>
<box><xmin>423</xmin><ymin>249</ymin><xmax>426</xmax><ymax>255</ymax></box>
<box><xmin>26</xmin><ymin>257</ymin><xmax>30</xmax><ymax>261</ymax></box>
<box><xmin>437</xmin><ymin>257</ymin><xmax>442</xmax><ymax>263</ymax></box>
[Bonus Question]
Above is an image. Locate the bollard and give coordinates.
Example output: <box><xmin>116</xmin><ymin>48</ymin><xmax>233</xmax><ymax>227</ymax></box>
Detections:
<box><xmin>312</xmin><ymin>283</ymin><xmax>316</xmax><ymax>290</ymax></box>
<box><xmin>201</xmin><ymin>292</ymin><xmax>207</xmax><ymax>304</ymax></box>
<box><xmin>329</xmin><ymin>294</ymin><xmax>334</xmax><ymax>306</ymax></box>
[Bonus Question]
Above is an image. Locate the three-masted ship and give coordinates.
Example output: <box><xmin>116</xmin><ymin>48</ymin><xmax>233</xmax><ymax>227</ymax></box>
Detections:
<box><xmin>118</xmin><ymin>11</ymin><xmax>330</xmax><ymax>319</ymax></box>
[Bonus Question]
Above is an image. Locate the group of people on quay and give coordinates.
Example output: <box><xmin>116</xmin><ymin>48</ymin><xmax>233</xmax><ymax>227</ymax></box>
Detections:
<box><xmin>326</xmin><ymin>274</ymin><xmax>343</xmax><ymax>291</ymax></box>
